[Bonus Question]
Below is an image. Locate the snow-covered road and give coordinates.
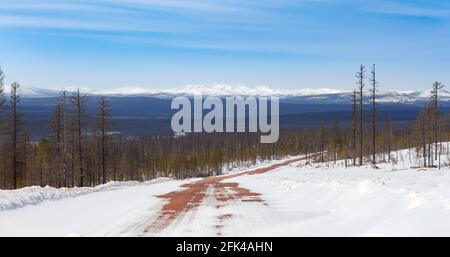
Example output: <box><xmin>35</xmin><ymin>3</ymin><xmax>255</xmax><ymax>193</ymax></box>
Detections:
<box><xmin>3</xmin><ymin>152</ymin><xmax>450</xmax><ymax>236</ymax></box>
<box><xmin>0</xmin><ymin>157</ymin><xmax>301</xmax><ymax>236</ymax></box>
<box><xmin>0</xmin><ymin>178</ymin><xmax>185</xmax><ymax>236</ymax></box>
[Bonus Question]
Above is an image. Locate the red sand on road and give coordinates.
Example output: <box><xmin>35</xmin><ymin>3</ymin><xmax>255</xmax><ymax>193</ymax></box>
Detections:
<box><xmin>145</xmin><ymin>156</ymin><xmax>306</xmax><ymax>234</ymax></box>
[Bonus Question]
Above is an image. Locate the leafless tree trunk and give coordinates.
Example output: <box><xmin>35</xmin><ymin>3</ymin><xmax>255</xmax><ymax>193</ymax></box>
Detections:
<box><xmin>0</xmin><ymin>67</ymin><xmax>5</xmax><ymax>119</ymax></box>
<box><xmin>72</xmin><ymin>89</ymin><xmax>87</xmax><ymax>187</ymax></box>
<box><xmin>96</xmin><ymin>96</ymin><xmax>112</xmax><ymax>184</ymax></box>
<box><xmin>0</xmin><ymin>68</ymin><xmax>6</xmax><ymax>188</ymax></box>
<box><xmin>356</xmin><ymin>65</ymin><xmax>365</xmax><ymax>165</ymax></box>
<box><xmin>352</xmin><ymin>90</ymin><xmax>357</xmax><ymax>166</ymax></box>
<box><xmin>431</xmin><ymin>82</ymin><xmax>443</xmax><ymax>161</ymax></box>
<box><xmin>369</xmin><ymin>64</ymin><xmax>377</xmax><ymax>164</ymax></box>
<box><xmin>10</xmin><ymin>82</ymin><xmax>21</xmax><ymax>189</ymax></box>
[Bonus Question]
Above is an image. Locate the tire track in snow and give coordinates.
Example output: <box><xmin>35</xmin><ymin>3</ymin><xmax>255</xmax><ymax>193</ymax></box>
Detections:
<box><xmin>143</xmin><ymin>156</ymin><xmax>311</xmax><ymax>235</ymax></box>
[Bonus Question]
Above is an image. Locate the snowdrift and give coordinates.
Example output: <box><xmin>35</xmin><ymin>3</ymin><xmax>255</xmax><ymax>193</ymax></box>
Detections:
<box><xmin>0</xmin><ymin>178</ymin><xmax>172</xmax><ymax>211</ymax></box>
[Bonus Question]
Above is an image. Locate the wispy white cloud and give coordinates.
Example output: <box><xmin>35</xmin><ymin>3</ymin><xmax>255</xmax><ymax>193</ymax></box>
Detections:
<box><xmin>0</xmin><ymin>0</ymin><xmax>290</xmax><ymax>35</ymax></box>
<box><xmin>0</xmin><ymin>0</ymin><xmax>449</xmax><ymax>57</ymax></box>
<box><xmin>0</xmin><ymin>0</ymin><xmax>312</xmax><ymax>53</ymax></box>
<box><xmin>358</xmin><ymin>0</ymin><xmax>450</xmax><ymax>18</ymax></box>
<box><xmin>0</xmin><ymin>14</ymin><xmax>190</xmax><ymax>34</ymax></box>
<box><xmin>1</xmin><ymin>0</ymin><xmax>449</xmax><ymax>55</ymax></box>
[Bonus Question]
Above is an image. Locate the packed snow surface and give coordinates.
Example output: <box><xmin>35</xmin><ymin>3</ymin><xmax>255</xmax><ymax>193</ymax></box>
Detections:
<box><xmin>2</xmin><ymin>150</ymin><xmax>450</xmax><ymax>236</ymax></box>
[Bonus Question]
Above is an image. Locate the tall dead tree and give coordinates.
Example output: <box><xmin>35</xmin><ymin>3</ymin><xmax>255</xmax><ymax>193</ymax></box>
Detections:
<box><xmin>10</xmin><ymin>82</ymin><xmax>21</xmax><ymax>189</ymax></box>
<box><xmin>71</xmin><ymin>89</ymin><xmax>87</xmax><ymax>187</ymax></box>
<box><xmin>51</xmin><ymin>90</ymin><xmax>69</xmax><ymax>187</ymax></box>
<box><xmin>0</xmin><ymin>70</ymin><xmax>5</xmax><ymax>128</ymax></box>
<box><xmin>51</xmin><ymin>101</ymin><xmax>63</xmax><ymax>184</ymax></box>
<box><xmin>431</xmin><ymin>81</ymin><xmax>444</xmax><ymax>161</ymax></box>
<box><xmin>416</xmin><ymin>108</ymin><xmax>428</xmax><ymax>167</ymax></box>
<box><xmin>352</xmin><ymin>90</ymin><xmax>357</xmax><ymax>166</ymax></box>
<box><xmin>60</xmin><ymin>90</ymin><xmax>69</xmax><ymax>186</ymax></box>
<box><xmin>0</xmin><ymin>68</ymin><xmax>6</xmax><ymax>188</ymax></box>
<box><xmin>356</xmin><ymin>65</ymin><xmax>365</xmax><ymax>165</ymax></box>
<box><xmin>426</xmin><ymin>106</ymin><xmax>433</xmax><ymax>166</ymax></box>
<box><xmin>0</xmin><ymin>67</ymin><xmax>5</xmax><ymax>121</ymax></box>
<box><xmin>369</xmin><ymin>64</ymin><xmax>378</xmax><ymax>164</ymax></box>
<box><xmin>95</xmin><ymin>96</ymin><xmax>112</xmax><ymax>184</ymax></box>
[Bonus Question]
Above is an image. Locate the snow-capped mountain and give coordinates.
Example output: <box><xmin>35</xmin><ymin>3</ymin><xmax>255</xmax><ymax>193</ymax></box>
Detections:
<box><xmin>91</xmin><ymin>84</ymin><xmax>347</xmax><ymax>97</ymax></box>
<box><xmin>5</xmin><ymin>84</ymin><xmax>447</xmax><ymax>104</ymax></box>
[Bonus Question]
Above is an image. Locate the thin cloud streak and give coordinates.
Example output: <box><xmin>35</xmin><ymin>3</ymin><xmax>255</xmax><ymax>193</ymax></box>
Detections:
<box><xmin>0</xmin><ymin>0</ymin><xmax>449</xmax><ymax>90</ymax></box>
<box><xmin>359</xmin><ymin>0</ymin><xmax>450</xmax><ymax>18</ymax></box>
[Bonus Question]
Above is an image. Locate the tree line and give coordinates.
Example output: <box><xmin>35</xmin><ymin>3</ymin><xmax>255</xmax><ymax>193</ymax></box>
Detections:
<box><xmin>0</xmin><ymin>65</ymin><xmax>448</xmax><ymax>189</ymax></box>
<box><xmin>0</xmin><ymin>67</ymin><xmax>324</xmax><ymax>189</ymax></box>
<box><xmin>317</xmin><ymin>64</ymin><xmax>447</xmax><ymax>169</ymax></box>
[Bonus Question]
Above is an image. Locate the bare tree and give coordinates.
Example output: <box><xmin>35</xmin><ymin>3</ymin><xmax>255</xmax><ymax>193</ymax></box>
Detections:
<box><xmin>10</xmin><ymin>82</ymin><xmax>22</xmax><ymax>189</ymax></box>
<box><xmin>95</xmin><ymin>96</ymin><xmax>112</xmax><ymax>184</ymax></box>
<box><xmin>352</xmin><ymin>90</ymin><xmax>357</xmax><ymax>166</ymax></box>
<box><xmin>356</xmin><ymin>65</ymin><xmax>365</xmax><ymax>165</ymax></box>
<box><xmin>0</xmin><ymin>67</ymin><xmax>6</xmax><ymax>188</ymax></box>
<box><xmin>0</xmin><ymin>67</ymin><xmax>6</xmax><ymax>119</ymax></box>
<box><xmin>59</xmin><ymin>90</ymin><xmax>69</xmax><ymax>186</ymax></box>
<box><xmin>71</xmin><ymin>89</ymin><xmax>88</xmax><ymax>187</ymax></box>
<box><xmin>51</xmin><ymin>90</ymin><xmax>70</xmax><ymax>187</ymax></box>
<box><xmin>416</xmin><ymin>108</ymin><xmax>428</xmax><ymax>167</ymax></box>
<box><xmin>431</xmin><ymin>81</ymin><xmax>444</xmax><ymax>161</ymax></box>
<box><xmin>0</xmin><ymin>68</ymin><xmax>7</xmax><ymax>149</ymax></box>
<box><xmin>369</xmin><ymin>64</ymin><xmax>378</xmax><ymax>164</ymax></box>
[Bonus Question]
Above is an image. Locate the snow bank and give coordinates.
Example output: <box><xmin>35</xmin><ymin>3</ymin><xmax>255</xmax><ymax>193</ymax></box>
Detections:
<box><xmin>4</xmin><ymin>146</ymin><xmax>450</xmax><ymax>236</ymax></box>
<box><xmin>224</xmin><ymin>158</ymin><xmax>450</xmax><ymax>236</ymax></box>
<box><xmin>0</xmin><ymin>178</ymin><xmax>173</xmax><ymax>211</ymax></box>
<box><xmin>0</xmin><ymin>155</ymin><xmax>294</xmax><ymax>213</ymax></box>
<box><xmin>158</xmin><ymin>148</ymin><xmax>450</xmax><ymax>236</ymax></box>
<box><xmin>0</xmin><ymin>178</ymin><xmax>185</xmax><ymax>236</ymax></box>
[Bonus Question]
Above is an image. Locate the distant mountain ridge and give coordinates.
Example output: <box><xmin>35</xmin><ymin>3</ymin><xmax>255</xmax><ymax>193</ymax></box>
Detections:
<box><xmin>11</xmin><ymin>84</ymin><xmax>450</xmax><ymax>139</ymax></box>
<box><xmin>5</xmin><ymin>84</ymin><xmax>446</xmax><ymax>104</ymax></box>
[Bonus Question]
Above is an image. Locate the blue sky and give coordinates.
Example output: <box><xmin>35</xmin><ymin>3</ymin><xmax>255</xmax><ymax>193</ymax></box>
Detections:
<box><xmin>0</xmin><ymin>0</ymin><xmax>449</xmax><ymax>91</ymax></box>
